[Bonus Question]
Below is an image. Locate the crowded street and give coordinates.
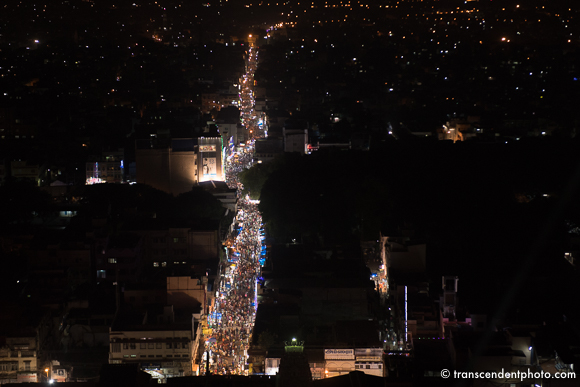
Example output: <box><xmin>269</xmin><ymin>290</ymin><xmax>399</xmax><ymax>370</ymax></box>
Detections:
<box><xmin>201</xmin><ymin>41</ymin><xmax>264</xmax><ymax>376</ymax></box>
<box><xmin>202</xmin><ymin>197</ymin><xmax>263</xmax><ymax>375</ymax></box>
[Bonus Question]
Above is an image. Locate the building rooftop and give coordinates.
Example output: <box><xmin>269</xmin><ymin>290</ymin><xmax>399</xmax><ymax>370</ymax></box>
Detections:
<box><xmin>110</xmin><ymin>305</ymin><xmax>197</xmax><ymax>332</ymax></box>
<box><xmin>311</xmin><ymin>371</ymin><xmax>384</xmax><ymax>387</ymax></box>
<box><xmin>255</xmin><ymin>138</ymin><xmax>283</xmax><ymax>154</ymax></box>
<box><xmin>198</xmin><ymin>180</ymin><xmax>237</xmax><ymax>194</ymax></box>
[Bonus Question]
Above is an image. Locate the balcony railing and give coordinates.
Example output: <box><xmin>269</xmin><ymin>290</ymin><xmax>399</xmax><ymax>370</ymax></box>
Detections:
<box><xmin>3</xmin><ymin>350</ymin><xmax>36</xmax><ymax>358</ymax></box>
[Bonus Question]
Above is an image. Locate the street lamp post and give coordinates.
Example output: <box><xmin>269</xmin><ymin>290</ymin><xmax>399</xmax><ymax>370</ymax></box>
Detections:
<box><xmin>44</xmin><ymin>368</ymin><xmax>50</xmax><ymax>381</ymax></box>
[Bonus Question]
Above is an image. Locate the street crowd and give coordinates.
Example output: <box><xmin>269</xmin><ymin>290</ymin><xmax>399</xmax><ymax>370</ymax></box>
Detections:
<box><xmin>202</xmin><ymin>44</ymin><xmax>264</xmax><ymax>376</ymax></box>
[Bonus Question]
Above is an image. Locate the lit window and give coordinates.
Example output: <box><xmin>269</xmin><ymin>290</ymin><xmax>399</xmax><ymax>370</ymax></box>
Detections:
<box><xmin>108</xmin><ymin>258</ymin><xmax>117</xmax><ymax>264</ymax></box>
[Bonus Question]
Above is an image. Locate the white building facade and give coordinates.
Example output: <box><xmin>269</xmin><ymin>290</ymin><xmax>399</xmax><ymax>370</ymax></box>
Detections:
<box><xmin>109</xmin><ymin>316</ymin><xmax>203</xmax><ymax>382</ymax></box>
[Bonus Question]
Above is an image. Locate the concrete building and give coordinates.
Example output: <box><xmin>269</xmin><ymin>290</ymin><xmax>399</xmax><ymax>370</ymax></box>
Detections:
<box><xmin>197</xmin><ymin>137</ymin><xmax>224</xmax><ymax>183</ymax></box>
<box><xmin>216</xmin><ymin>106</ymin><xmax>242</xmax><ymax>145</ymax></box>
<box><xmin>0</xmin><ymin>303</ymin><xmax>54</xmax><ymax>384</ymax></box>
<box><xmin>10</xmin><ymin>160</ymin><xmax>42</xmax><ymax>186</ymax></box>
<box><xmin>46</xmin><ymin>360</ymin><xmax>69</xmax><ymax>383</ymax></box>
<box><xmin>122</xmin><ymin>276</ymin><xmax>208</xmax><ymax>318</ymax></box>
<box><xmin>438</xmin><ymin>276</ymin><xmax>488</xmax><ymax>338</ymax></box>
<box><xmin>249</xmin><ymin>243</ymin><xmax>383</xmax><ymax>381</ymax></box>
<box><xmin>198</xmin><ymin>180</ymin><xmax>238</xmax><ymax>213</ymax></box>
<box><xmin>217</xmin><ymin>122</ymin><xmax>238</xmax><ymax>144</ymax></box>
<box><xmin>136</xmin><ymin>138</ymin><xmax>197</xmax><ymax>195</ymax></box>
<box><xmin>166</xmin><ymin>276</ymin><xmax>208</xmax><ymax>313</ymax></box>
<box><xmin>353</xmin><ymin>348</ymin><xmax>383</xmax><ymax>377</ymax></box>
<box><xmin>380</xmin><ymin>234</ymin><xmax>426</xmax><ymax>276</ymax></box>
<box><xmin>378</xmin><ymin>231</ymin><xmax>426</xmax><ymax>301</ymax></box>
<box><xmin>85</xmin><ymin>149</ymin><xmax>124</xmax><ymax>185</ymax></box>
<box><xmin>118</xmin><ymin>219</ymin><xmax>221</xmax><ymax>274</ymax></box>
<box><xmin>217</xmin><ymin>122</ymin><xmax>247</xmax><ymax>148</ymax></box>
<box><xmin>109</xmin><ymin>275</ymin><xmax>206</xmax><ymax>381</ymax></box>
<box><xmin>277</xmin><ymin>340</ymin><xmax>312</xmax><ymax>387</ymax></box>
<box><xmin>451</xmin><ymin>330</ymin><xmax>540</xmax><ymax>387</ymax></box>
<box><xmin>60</xmin><ymin>307</ymin><xmax>114</xmax><ymax>349</ymax></box>
<box><xmin>283</xmin><ymin>128</ymin><xmax>308</xmax><ymax>154</ymax></box>
<box><xmin>323</xmin><ymin>348</ymin><xmax>355</xmax><ymax>378</ymax></box>
<box><xmin>254</xmin><ymin>138</ymin><xmax>283</xmax><ymax>164</ymax></box>
<box><xmin>201</xmin><ymin>91</ymin><xmax>220</xmax><ymax>114</ymax></box>
<box><xmin>136</xmin><ymin>138</ymin><xmax>208</xmax><ymax>195</ymax></box>
<box><xmin>259</xmin><ymin>344</ymin><xmax>383</xmax><ymax>380</ymax></box>
<box><xmin>394</xmin><ymin>281</ymin><xmax>438</xmax><ymax>346</ymax></box>
<box><xmin>437</xmin><ymin>117</ymin><xmax>482</xmax><ymax>142</ymax></box>
<box><xmin>95</xmin><ymin>233</ymin><xmax>144</xmax><ymax>283</ymax></box>
<box><xmin>26</xmin><ymin>231</ymin><xmax>93</xmax><ymax>299</ymax></box>
<box><xmin>108</xmin><ymin>305</ymin><xmax>203</xmax><ymax>382</ymax></box>
<box><xmin>323</xmin><ymin>348</ymin><xmax>386</xmax><ymax>378</ymax></box>
<box><xmin>0</xmin><ymin>334</ymin><xmax>39</xmax><ymax>383</ymax></box>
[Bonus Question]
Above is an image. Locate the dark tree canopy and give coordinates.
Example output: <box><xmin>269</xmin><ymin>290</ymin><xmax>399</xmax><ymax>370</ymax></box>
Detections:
<box><xmin>259</xmin><ymin>139</ymin><xmax>580</xmax><ymax>253</ymax></box>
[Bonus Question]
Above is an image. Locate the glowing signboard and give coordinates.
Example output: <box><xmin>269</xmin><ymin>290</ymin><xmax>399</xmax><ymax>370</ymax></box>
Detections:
<box><xmin>324</xmin><ymin>349</ymin><xmax>355</xmax><ymax>359</ymax></box>
<box><xmin>202</xmin><ymin>157</ymin><xmax>217</xmax><ymax>176</ymax></box>
<box><xmin>199</xmin><ymin>145</ymin><xmax>216</xmax><ymax>152</ymax></box>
